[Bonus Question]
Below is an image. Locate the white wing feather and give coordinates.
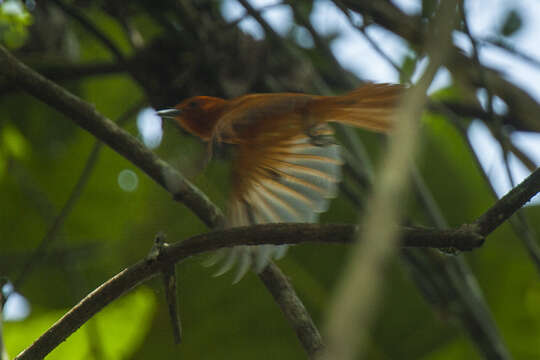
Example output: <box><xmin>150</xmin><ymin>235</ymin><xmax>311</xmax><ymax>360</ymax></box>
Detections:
<box><xmin>207</xmin><ymin>124</ymin><xmax>342</xmax><ymax>281</ymax></box>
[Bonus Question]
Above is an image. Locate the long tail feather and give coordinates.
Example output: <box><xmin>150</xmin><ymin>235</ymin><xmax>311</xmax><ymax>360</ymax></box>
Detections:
<box><xmin>313</xmin><ymin>83</ymin><xmax>404</xmax><ymax>132</ymax></box>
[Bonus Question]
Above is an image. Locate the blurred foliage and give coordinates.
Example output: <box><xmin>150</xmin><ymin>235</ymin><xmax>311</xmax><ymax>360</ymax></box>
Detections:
<box><xmin>0</xmin><ymin>0</ymin><xmax>32</xmax><ymax>49</ymax></box>
<box><xmin>4</xmin><ymin>288</ymin><xmax>156</xmax><ymax>359</ymax></box>
<box><xmin>0</xmin><ymin>0</ymin><xmax>539</xmax><ymax>359</ymax></box>
<box><xmin>399</xmin><ymin>53</ymin><xmax>417</xmax><ymax>84</ymax></box>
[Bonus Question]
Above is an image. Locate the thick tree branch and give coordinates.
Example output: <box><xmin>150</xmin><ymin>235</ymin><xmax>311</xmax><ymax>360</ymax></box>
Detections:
<box><xmin>14</xmin><ymin>222</ymin><xmax>484</xmax><ymax>360</ymax></box>
<box><xmin>0</xmin><ymin>61</ymin><xmax>123</xmax><ymax>94</ymax></box>
<box><xmin>0</xmin><ymin>44</ymin><xmax>320</xmax><ymax>358</ymax></box>
<box><xmin>0</xmin><ymin>45</ymin><xmax>223</xmax><ymax>229</ymax></box>
<box><xmin>1</xmin><ymin>15</ymin><xmax>536</xmax><ymax>356</ymax></box>
<box><xmin>19</xmin><ymin>61</ymin><xmax>123</xmax><ymax>82</ymax></box>
<box><xmin>13</xmin><ymin>153</ymin><xmax>540</xmax><ymax>360</ymax></box>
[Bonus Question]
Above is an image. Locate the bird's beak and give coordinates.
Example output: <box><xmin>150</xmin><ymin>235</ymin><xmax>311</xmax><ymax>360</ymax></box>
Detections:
<box><xmin>156</xmin><ymin>108</ymin><xmax>182</xmax><ymax>119</ymax></box>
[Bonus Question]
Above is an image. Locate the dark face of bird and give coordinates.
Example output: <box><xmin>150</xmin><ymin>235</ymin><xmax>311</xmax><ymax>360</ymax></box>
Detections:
<box><xmin>157</xmin><ymin>96</ymin><xmax>226</xmax><ymax>141</ymax></box>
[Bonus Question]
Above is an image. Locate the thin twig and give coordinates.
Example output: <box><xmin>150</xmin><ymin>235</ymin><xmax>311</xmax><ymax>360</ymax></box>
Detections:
<box><xmin>480</xmin><ymin>36</ymin><xmax>540</xmax><ymax>69</ymax></box>
<box><xmin>237</xmin><ymin>0</ymin><xmax>282</xmax><ymax>43</ymax></box>
<box><xmin>430</xmin><ymin>99</ymin><xmax>537</xmax><ymax>168</ymax></box>
<box><xmin>458</xmin><ymin>0</ymin><xmax>497</xmax><ymax>129</ymax></box>
<box><xmin>338</xmin><ymin>7</ymin><xmax>402</xmax><ymax>74</ymax></box>
<box><xmin>285</xmin><ymin>0</ymin><xmax>355</xmax><ymax>87</ymax></box>
<box><xmin>0</xmin><ymin>61</ymin><xmax>123</xmax><ymax>94</ymax></box>
<box><xmin>227</xmin><ymin>2</ymin><xmax>284</xmax><ymax>28</ymax></box>
<box><xmin>151</xmin><ymin>233</ymin><xmax>182</xmax><ymax>344</ymax></box>
<box><xmin>50</xmin><ymin>0</ymin><xmax>126</xmax><ymax>63</ymax></box>
<box><xmin>340</xmin><ymin>0</ymin><xmax>540</xmax><ymax>132</ymax></box>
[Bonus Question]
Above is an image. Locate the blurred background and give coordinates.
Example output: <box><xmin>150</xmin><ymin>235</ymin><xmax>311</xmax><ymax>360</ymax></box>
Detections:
<box><xmin>0</xmin><ymin>0</ymin><xmax>539</xmax><ymax>359</ymax></box>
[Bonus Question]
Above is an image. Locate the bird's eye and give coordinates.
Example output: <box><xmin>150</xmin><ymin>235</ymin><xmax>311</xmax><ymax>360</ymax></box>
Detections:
<box><xmin>188</xmin><ymin>101</ymin><xmax>198</xmax><ymax>108</ymax></box>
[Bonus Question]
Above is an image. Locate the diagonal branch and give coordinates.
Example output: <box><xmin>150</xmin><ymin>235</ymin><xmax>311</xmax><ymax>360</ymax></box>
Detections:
<box><xmin>339</xmin><ymin>0</ymin><xmax>540</xmax><ymax>133</ymax></box>
<box><xmin>475</xmin><ymin>166</ymin><xmax>540</xmax><ymax>236</ymax></box>
<box><xmin>0</xmin><ymin>61</ymin><xmax>123</xmax><ymax>95</ymax></box>
<box><xmin>2</xmin><ymin>21</ymin><xmax>538</xmax><ymax>357</ymax></box>
<box><xmin>0</xmin><ymin>44</ymin><xmax>319</xmax><ymax>357</ymax></box>
<box><xmin>13</xmin><ymin>221</ymin><xmax>484</xmax><ymax>360</ymax></box>
<box><xmin>0</xmin><ymin>45</ymin><xmax>223</xmax><ymax>229</ymax></box>
<box><xmin>50</xmin><ymin>0</ymin><xmax>126</xmax><ymax>63</ymax></box>
<box><xmin>12</xmin><ymin>153</ymin><xmax>540</xmax><ymax>360</ymax></box>
<box><xmin>320</xmin><ymin>2</ymin><xmax>456</xmax><ymax>358</ymax></box>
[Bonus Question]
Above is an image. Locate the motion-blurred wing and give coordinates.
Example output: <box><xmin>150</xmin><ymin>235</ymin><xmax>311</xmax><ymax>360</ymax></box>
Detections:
<box><xmin>208</xmin><ymin>124</ymin><xmax>342</xmax><ymax>282</ymax></box>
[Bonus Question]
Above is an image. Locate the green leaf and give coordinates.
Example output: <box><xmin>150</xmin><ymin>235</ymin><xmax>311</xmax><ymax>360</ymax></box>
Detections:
<box><xmin>94</xmin><ymin>287</ymin><xmax>156</xmax><ymax>359</ymax></box>
<box><xmin>430</xmin><ymin>83</ymin><xmax>481</xmax><ymax>108</ymax></box>
<box><xmin>0</xmin><ymin>150</ymin><xmax>5</xmax><ymax>179</ymax></box>
<box><xmin>2</xmin><ymin>124</ymin><xmax>29</xmax><ymax>159</ymax></box>
<box><xmin>4</xmin><ymin>288</ymin><xmax>156</xmax><ymax>359</ymax></box>
<box><xmin>0</xmin><ymin>0</ymin><xmax>33</xmax><ymax>49</ymax></box>
<box><xmin>4</xmin><ymin>309</ymin><xmax>67</xmax><ymax>359</ymax></box>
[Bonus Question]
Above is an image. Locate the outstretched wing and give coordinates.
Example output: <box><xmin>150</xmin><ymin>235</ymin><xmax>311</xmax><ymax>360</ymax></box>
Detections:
<box><xmin>208</xmin><ymin>123</ymin><xmax>342</xmax><ymax>282</ymax></box>
<box><xmin>205</xmin><ymin>84</ymin><xmax>402</xmax><ymax>281</ymax></box>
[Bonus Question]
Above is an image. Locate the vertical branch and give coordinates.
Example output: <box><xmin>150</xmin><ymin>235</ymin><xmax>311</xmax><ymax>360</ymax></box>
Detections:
<box><xmin>320</xmin><ymin>3</ymin><xmax>457</xmax><ymax>359</ymax></box>
<box><xmin>346</xmin><ymin>4</ymin><xmax>513</xmax><ymax>354</ymax></box>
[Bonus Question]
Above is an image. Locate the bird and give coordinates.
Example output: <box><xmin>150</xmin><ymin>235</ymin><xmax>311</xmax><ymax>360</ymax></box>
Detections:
<box><xmin>157</xmin><ymin>83</ymin><xmax>404</xmax><ymax>282</ymax></box>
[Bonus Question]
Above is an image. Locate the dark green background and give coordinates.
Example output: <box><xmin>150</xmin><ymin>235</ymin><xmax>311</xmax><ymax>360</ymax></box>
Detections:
<box><xmin>1</xmin><ymin>1</ymin><xmax>539</xmax><ymax>359</ymax></box>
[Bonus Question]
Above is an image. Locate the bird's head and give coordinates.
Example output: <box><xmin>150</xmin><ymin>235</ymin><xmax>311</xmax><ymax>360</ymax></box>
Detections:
<box><xmin>157</xmin><ymin>96</ymin><xmax>226</xmax><ymax>141</ymax></box>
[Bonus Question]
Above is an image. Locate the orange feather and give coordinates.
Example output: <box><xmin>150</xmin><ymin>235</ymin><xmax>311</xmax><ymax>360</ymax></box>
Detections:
<box><xmin>158</xmin><ymin>83</ymin><xmax>404</xmax><ymax>281</ymax></box>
